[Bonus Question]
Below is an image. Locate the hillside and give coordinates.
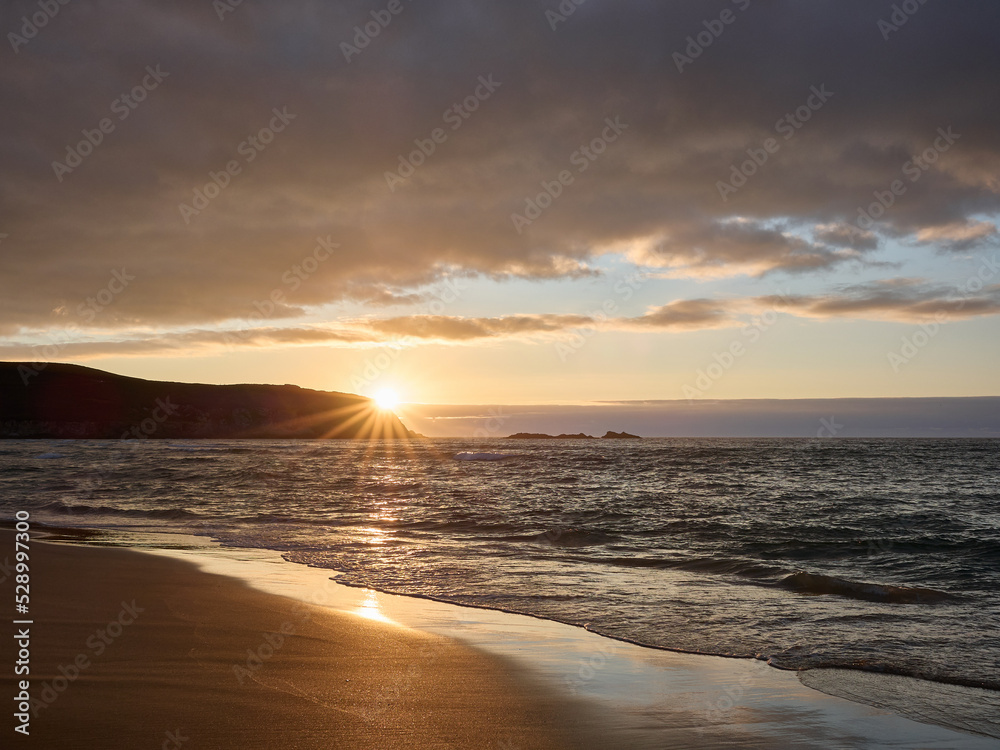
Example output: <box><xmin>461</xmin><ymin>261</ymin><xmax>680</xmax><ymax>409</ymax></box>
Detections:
<box><xmin>0</xmin><ymin>362</ymin><xmax>413</xmax><ymax>439</ymax></box>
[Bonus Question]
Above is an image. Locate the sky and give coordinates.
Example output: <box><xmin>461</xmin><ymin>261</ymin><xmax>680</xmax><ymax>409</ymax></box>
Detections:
<box><xmin>1</xmin><ymin>1</ymin><xmax>999</xmax><ymax>434</ymax></box>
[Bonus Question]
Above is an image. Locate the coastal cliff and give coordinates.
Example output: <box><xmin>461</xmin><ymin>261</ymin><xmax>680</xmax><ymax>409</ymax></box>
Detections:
<box><xmin>0</xmin><ymin>362</ymin><xmax>413</xmax><ymax>439</ymax></box>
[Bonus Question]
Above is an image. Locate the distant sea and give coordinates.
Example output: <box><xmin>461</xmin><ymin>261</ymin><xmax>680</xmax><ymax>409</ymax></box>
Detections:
<box><xmin>3</xmin><ymin>438</ymin><xmax>998</xmax><ymax>734</ymax></box>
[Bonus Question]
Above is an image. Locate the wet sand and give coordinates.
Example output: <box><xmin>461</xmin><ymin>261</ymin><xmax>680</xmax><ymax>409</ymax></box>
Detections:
<box><xmin>0</xmin><ymin>530</ymin><xmax>612</xmax><ymax>749</ymax></box>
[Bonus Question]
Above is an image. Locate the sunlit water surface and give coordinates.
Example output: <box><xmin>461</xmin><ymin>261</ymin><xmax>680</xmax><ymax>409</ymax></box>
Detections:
<box><xmin>2</xmin><ymin>437</ymin><xmax>998</xmax><ymax>736</ymax></box>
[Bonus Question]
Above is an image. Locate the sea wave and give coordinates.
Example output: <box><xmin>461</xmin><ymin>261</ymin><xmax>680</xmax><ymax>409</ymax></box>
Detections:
<box><xmin>39</xmin><ymin>500</ymin><xmax>201</xmax><ymax>520</ymax></box>
<box><xmin>166</xmin><ymin>443</ymin><xmax>256</xmax><ymax>453</ymax></box>
<box><xmin>531</xmin><ymin>527</ymin><xmax>615</xmax><ymax>547</ymax></box>
<box><xmin>604</xmin><ymin>555</ymin><xmax>785</xmax><ymax>578</ymax></box>
<box><xmin>779</xmin><ymin>571</ymin><xmax>956</xmax><ymax>604</ymax></box>
<box><xmin>453</xmin><ymin>452</ymin><xmax>514</xmax><ymax>461</ymax></box>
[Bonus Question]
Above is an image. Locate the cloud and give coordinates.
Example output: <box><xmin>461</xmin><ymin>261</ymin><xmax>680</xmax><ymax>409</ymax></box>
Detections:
<box><xmin>915</xmin><ymin>220</ymin><xmax>998</xmax><ymax>251</ymax></box>
<box><xmin>624</xmin><ymin>220</ymin><xmax>866</xmax><ymax>278</ymax></box>
<box><xmin>5</xmin><ymin>273</ymin><xmax>1000</xmax><ymax>361</ymax></box>
<box><xmin>363</xmin><ymin>313</ymin><xmax>594</xmax><ymax>341</ymax></box>
<box><xmin>362</xmin><ymin>300</ymin><xmax>743</xmax><ymax>342</ymax></box>
<box><xmin>0</xmin><ymin>326</ymin><xmax>370</xmax><ymax>360</ymax></box>
<box><xmin>757</xmin><ymin>279</ymin><xmax>1000</xmax><ymax>323</ymax></box>
<box><xmin>1</xmin><ymin>0</ymin><xmax>999</xmax><ymax>339</ymax></box>
<box><xmin>625</xmin><ymin>299</ymin><xmax>741</xmax><ymax>330</ymax></box>
<box><xmin>813</xmin><ymin>223</ymin><xmax>880</xmax><ymax>251</ymax></box>
<box><xmin>342</xmin><ymin>284</ymin><xmax>428</xmax><ymax>307</ymax></box>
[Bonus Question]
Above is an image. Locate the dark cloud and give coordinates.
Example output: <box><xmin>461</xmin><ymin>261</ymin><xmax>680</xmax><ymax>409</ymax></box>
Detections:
<box><xmin>1</xmin><ymin>0</ymin><xmax>999</xmax><ymax>339</ymax></box>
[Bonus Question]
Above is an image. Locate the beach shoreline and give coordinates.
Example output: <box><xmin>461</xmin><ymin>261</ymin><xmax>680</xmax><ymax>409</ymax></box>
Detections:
<box><xmin>0</xmin><ymin>529</ymin><xmax>620</xmax><ymax>749</ymax></box>
<box><xmin>5</xmin><ymin>525</ymin><xmax>998</xmax><ymax>748</ymax></box>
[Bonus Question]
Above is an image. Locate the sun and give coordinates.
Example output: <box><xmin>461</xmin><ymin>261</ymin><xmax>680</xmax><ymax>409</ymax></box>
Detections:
<box><xmin>373</xmin><ymin>388</ymin><xmax>400</xmax><ymax>411</ymax></box>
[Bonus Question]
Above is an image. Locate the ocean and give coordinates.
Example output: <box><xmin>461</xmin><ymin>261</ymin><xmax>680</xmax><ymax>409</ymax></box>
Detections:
<box><xmin>3</xmin><ymin>437</ymin><xmax>998</xmax><ymax>737</ymax></box>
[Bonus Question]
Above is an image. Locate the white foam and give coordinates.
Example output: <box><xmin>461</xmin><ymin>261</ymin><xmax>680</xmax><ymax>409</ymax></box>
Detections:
<box><xmin>453</xmin><ymin>451</ymin><xmax>512</xmax><ymax>461</ymax></box>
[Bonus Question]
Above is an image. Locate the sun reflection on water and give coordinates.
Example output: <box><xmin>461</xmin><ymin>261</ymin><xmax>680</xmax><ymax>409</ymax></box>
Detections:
<box><xmin>353</xmin><ymin>589</ymin><xmax>393</xmax><ymax>623</ymax></box>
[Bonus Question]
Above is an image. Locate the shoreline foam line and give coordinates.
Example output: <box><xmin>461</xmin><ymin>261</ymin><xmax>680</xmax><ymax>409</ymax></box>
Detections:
<box><xmin>52</xmin><ymin>526</ymin><xmax>996</xmax><ymax>748</ymax></box>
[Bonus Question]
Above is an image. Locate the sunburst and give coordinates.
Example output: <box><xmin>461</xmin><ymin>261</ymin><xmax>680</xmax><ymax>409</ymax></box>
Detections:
<box><xmin>373</xmin><ymin>388</ymin><xmax>400</xmax><ymax>410</ymax></box>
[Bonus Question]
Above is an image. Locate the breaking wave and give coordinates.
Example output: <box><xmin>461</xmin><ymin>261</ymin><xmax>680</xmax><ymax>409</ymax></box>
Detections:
<box><xmin>780</xmin><ymin>571</ymin><xmax>956</xmax><ymax>604</ymax></box>
<box><xmin>39</xmin><ymin>500</ymin><xmax>201</xmax><ymax>521</ymax></box>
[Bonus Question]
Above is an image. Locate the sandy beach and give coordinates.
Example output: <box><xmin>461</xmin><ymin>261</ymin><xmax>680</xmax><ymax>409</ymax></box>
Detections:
<box><xmin>4</xmin><ymin>527</ymin><xmax>999</xmax><ymax>748</ymax></box>
<box><xmin>1</xmin><ymin>530</ymin><xmax>614</xmax><ymax>749</ymax></box>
